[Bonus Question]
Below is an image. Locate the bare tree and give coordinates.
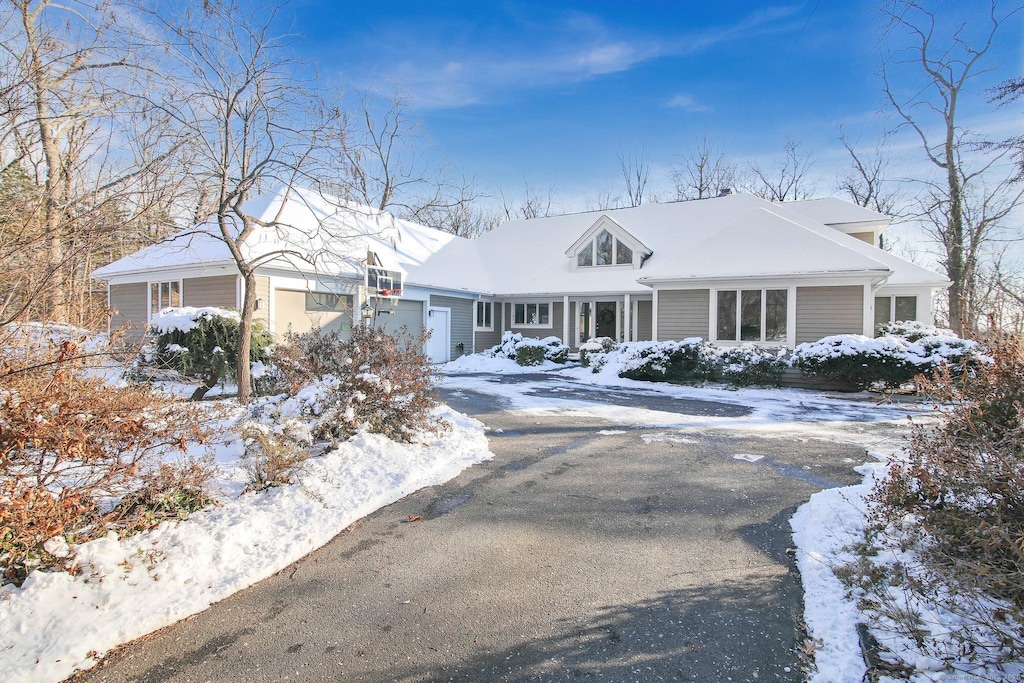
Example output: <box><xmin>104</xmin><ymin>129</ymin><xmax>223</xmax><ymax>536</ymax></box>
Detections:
<box><xmin>583</xmin><ymin>187</ymin><xmax>623</xmax><ymax>211</ymax></box>
<box><xmin>836</xmin><ymin>128</ymin><xmax>902</xmax><ymax>220</ymax></box>
<box><xmin>672</xmin><ymin>134</ymin><xmax>738</xmax><ymax>200</ymax></box>
<box><xmin>746</xmin><ymin>137</ymin><xmax>816</xmax><ymax>202</ymax></box>
<box><xmin>0</xmin><ymin>0</ymin><xmax>181</xmax><ymax>326</ymax></box>
<box><xmin>139</xmin><ymin>0</ymin><xmax>338</xmax><ymax>402</ymax></box>
<box><xmin>410</xmin><ymin>173</ymin><xmax>501</xmax><ymax>238</ymax></box>
<box><xmin>617</xmin><ymin>145</ymin><xmax>650</xmax><ymax>207</ymax></box>
<box><xmin>881</xmin><ymin>0</ymin><xmax>1022</xmax><ymax>335</ymax></box>
<box><xmin>499</xmin><ymin>182</ymin><xmax>556</xmax><ymax>221</ymax></box>
<box><xmin>990</xmin><ymin>76</ymin><xmax>1024</xmax><ymax>182</ymax></box>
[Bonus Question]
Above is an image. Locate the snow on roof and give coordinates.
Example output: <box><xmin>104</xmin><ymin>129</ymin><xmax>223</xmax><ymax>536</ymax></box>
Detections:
<box><xmin>409</xmin><ymin>193</ymin><xmax>946</xmax><ymax>296</ymax></box>
<box><xmin>786</xmin><ymin>197</ymin><xmax>889</xmax><ymax>226</ymax></box>
<box><xmin>92</xmin><ymin>186</ymin><xmax>460</xmax><ymax>281</ymax></box>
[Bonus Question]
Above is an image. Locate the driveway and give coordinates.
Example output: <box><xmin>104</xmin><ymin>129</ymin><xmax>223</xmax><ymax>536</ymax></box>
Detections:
<box><xmin>79</xmin><ymin>374</ymin><xmax>908</xmax><ymax>682</ymax></box>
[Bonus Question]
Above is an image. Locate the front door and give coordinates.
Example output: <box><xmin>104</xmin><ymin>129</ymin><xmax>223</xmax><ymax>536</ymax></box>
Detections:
<box><xmin>595</xmin><ymin>301</ymin><xmax>617</xmax><ymax>339</ymax></box>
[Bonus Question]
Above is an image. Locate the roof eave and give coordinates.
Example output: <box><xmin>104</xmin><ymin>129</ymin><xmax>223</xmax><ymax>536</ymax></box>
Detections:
<box><xmin>637</xmin><ymin>268</ymin><xmax>893</xmax><ymax>287</ymax></box>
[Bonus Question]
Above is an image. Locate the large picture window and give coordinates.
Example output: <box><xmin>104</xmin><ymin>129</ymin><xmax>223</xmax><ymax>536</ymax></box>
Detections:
<box><xmin>575</xmin><ymin>229</ymin><xmax>635</xmax><ymax>268</ymax></box>
<box><xmin>150</xmin><ymin>281</ymin><xmax>181</xmax><ymax>317</ymax></box>
<box><xmin>874</xmin><ymin>295</ymin><xmax>918</xmax><ymax>333</ymax></box>
<box><xmin>475</xmin><ymin>301</ymin><xmax>493</xmax><ymax>330</ymax></box>
<box><xmin>513</xmin><ymin>302</ymin><xmax>550</xmax><ymax>327</ymax></box>
<box><xmin>716</xmin><ymin>288</ymin><xmax>787</xmax><ymax>343</ymax></box>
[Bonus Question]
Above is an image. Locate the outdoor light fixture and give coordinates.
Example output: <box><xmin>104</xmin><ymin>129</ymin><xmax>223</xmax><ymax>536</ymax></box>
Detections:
<box><xmin>360</xmin><ymin>302</ymin><xmax>374</xmax><ymax>319</ymax></box>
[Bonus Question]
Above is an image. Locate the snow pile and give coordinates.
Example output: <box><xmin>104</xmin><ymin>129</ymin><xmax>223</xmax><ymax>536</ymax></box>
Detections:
<box><xmin>792</xmin><ymin>457</ymin><xmax>1024</xmax><ymax>683</ymax></box>
<box><xmin>877</xmin><ymin>320</ymin><xmax>956</xmax><ymax>342</ymax></box>
<box><xmin>586</xmin><ymin>338</ymin><xmax>715</xmax><ymax>382</ymax></box>
<box><xmin>483</xmin><ymin>331</ymin><xmax>569</xmax><ymax>364</ymax></box>
<box><xmin>439</xmin><ymin>353</ymin><xmax>563</xmax><ymax>374</ymax></box>
<box><xmin>149</xmin><ymin>307</ymin><xmax>241</xmax><ymax>335</ymax></box>
<box><xmin>0</xmin><ymin>405</ymin><xmax>492</xmax><ymax>683</ymax></box>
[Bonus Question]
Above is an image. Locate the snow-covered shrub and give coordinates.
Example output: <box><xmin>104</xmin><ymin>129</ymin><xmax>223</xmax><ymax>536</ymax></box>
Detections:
<box><xmin>876</xmin><ymin>320</ymin><xmax>956</xmax><ymax>342</ymax></box>
<box><xmin>617</xmin><ymin>339</ymin><xmax>716</xmax><ymax>384</ymax></box>
<box><xmin>715</xmin><ymin>345</ymin><xmax>788</xmax><ymax>387</ymax></box>
<box><xmin>239</xmin><ymin>423</ymin><xmax>308</xmax><ymax>491</ymax></box>
<box><xmin>486</xmin><ymin>331</ymin><xmax>569</xmax><ymax>365</ymax></box>
<box><xmin>793</xmin><ymin>333</ymin><xmax>983</xmax><ymax>391</ymax></box>
<box><xmin>150</xmin><ymin>307</ymin><xmax>272</xmax><ymax>401</ymax></box>
<box><xmin>267</xmin><ymin>325</ymin><xmax>443</xmax><ymax>444</ymax></box>
<box><xmin>579</xmin><ymin>336</ymin><xmax>618</xmax><ymax>367</ymax></box>
<box><xmin>849</xmin><ymin>335</ymin><xmax>1024</xmax><ymax>672</ymax></box>
<box><xmin>0</xmin><ymin>338</ymin><xmax>205</xmax><ymax>586</ymax></box>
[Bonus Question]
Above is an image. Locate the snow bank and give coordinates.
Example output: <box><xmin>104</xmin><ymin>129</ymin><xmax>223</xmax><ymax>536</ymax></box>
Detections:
<box><xmin>0</xmin><ymin>405</ymin><xmax>492</xmax><ymax>683</ymax></box>
<box><xmin>439</xmin><ymin>353</ymin><xmax>563</xmax><ymax>374</ymax></box>
<box><xmin>791</xmin><ymin>459</ymin><xmax>885</xmax><ymax>682</ymax></box>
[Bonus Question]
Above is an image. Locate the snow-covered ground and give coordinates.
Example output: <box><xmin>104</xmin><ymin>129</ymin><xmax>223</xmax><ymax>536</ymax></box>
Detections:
<box><xmin>0</xmin><ymin>405</ymin><xmax>492</xmax><ymax>683</ymax></box>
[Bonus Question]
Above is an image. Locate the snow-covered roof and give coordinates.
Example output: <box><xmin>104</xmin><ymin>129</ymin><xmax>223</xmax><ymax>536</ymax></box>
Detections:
<box><xmin>786</xmin><ymin>197</ymin><xmax>889</xmax><ymax>226</ymax></box>
<box><xmin>92</xmin><ymin>186</ymin><xmax>461</xmax><ymax>282</ymax></box>
<box><xmin>408</xmin><ymin>193</ymin><xmax>947</xmax><ymax>296</ymax></box>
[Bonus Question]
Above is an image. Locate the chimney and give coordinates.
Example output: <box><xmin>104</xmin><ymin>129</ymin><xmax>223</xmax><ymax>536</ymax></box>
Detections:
<box><xmin>718</xmin><ymin>188</ymin><xmax>733</xmax><ymax>197</ymax></box>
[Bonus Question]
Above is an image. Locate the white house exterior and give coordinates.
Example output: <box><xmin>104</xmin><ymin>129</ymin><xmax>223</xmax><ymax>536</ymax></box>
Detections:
<box><xmin>93</xmin><ymin>187</ymin><xmax>949</xmax><ymax>362</ymax></box>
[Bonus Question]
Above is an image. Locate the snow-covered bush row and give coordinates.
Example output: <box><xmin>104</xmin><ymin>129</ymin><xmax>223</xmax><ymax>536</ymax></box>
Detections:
<box><xmin>578</xmin><ymin>336</ymin><xmax>617</xmax><ymax>367</ymax></box>
<box><xmin>792</xmin><ymin>333</ymin><xmax>982</xmax><ymax>390</ymax></box>
<box><xmin>590</xmin><ymin>339</ymin><xmax>717</xmax><ymax>384</ymax></box>
<box><xmin>715</xmin><ymin>345</ymin><xmax>788</xmax><ymax>387</ymax></box>
<box><xmin>485</xmin><ymin>331</ymin><xmax>568</xmax><ymax>366</ymax></box>
<box><xmin>148</xmin><ymin>307</ymin><xmax>272</xmax><ymax>400</ymax></box>
<box><xmin>876</xmin><ymin>319</ymin><xmax>956</xmax><ymax>342</ymax></box>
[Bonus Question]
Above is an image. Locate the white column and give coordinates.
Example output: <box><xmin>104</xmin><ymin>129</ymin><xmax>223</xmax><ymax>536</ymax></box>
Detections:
<box><xmin>708</xmin><ymin>287</ymin><xmax>717</xmax><ymax>342</ymax></box>
<box><xmin>562</xmin><ymin>294</ymin><xmax>570</xmax><ymax>345</ymax></box>
<box><xmin>623</xmin><ymin>293</ymin><xmax>631</xmax><ymax>342</ymax></box>
<box><xmin>651</xmin><ymin>289</ymin><xmax>659</xmax><ymax>341</ymax></box>
<box><xmin>787</xmin><ymin>286</ymin><xmax>798</xmax><ymax>348</ymax></box>
<box><xmin>863</xmin><ymin>284</ymin><xmax>874</xmax><ymax>337</ymax></box>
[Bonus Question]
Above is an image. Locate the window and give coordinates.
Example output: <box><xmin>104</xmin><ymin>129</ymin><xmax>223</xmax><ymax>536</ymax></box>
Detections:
<box><xmin>716</xmin><ymin>288</ymin><xmax>788</xmax><ymax>343</ymax></box>
<box><xmin>150</xmin><ymin>281</ymin><xmax>181</xmax><ymax>317</ymax></box>
<box><xmin>895</xmin><ymin>296</ymin><xmax>917</xmax><ymax>321</ymax></box>
<box><xmin>717</xmin><ymin>291</ymin><xmax>737</xmax><ymax>340</ymax></box>
<box><xmin>513</xmin><ymin>302</ymin><xmax>550</xmax><ymax>327</ymax></box>
<box><xmin>875</xmin><ymin>295</ymin><xmax>918</xmax><ymax>334</ymax></box>
<box><xmin>575</xmin><ymin>229</ymin><xmax>635</xmax><ymax>268</ymax></box>
<box><xmin>306</xmin><ymin>292</ymin><xmax>348</xmax><ymax>312</ymax></box>
<box><xmin>475</xmin><ymin>301</ymin><xmax>493</xmax><ymax>330</ymax></box>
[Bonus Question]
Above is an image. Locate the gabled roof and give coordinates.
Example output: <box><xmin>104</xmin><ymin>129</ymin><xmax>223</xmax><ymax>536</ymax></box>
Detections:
<box><xmin>563</xmin><ymin>215</ymin><xmax>652</xmax><ymax>259</ymax></box>
<box><xmin>786</xmin><ymin>197</ymin><xmax>889</xmax><ymax>226</ymax></box>
<box><xmin>92</xmin><ymin>186</ymin><xmax>461</xmax><ymax>282</ymax></box>
<box><xmin>407</xmin><ymin>193</ymin><xmax>947</xmax><ymax>296</ymax></box>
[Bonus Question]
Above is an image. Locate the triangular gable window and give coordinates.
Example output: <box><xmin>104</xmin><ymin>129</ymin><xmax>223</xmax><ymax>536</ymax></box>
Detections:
<box><xmin>571</xmin><ymin>219</ymin><xmax>646</xmax><ymax>269</ymax></box>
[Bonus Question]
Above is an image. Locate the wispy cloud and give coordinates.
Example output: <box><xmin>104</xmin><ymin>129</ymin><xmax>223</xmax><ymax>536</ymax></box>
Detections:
<box><xmin>350</xmin><ymin>6</ymin><xmax>803</xmax><ymax>109</ymax></box>
<box><xmin>665</xmin><ymin>93</ymin><xmax>711</xmax><ymax>113</ymax></box>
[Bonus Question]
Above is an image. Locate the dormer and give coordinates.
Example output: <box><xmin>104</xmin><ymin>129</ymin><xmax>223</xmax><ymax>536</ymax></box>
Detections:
<box><xmin>565</xmin><ymin>215</ymin><xmax>652</xmax><ymax>272</ymax></box>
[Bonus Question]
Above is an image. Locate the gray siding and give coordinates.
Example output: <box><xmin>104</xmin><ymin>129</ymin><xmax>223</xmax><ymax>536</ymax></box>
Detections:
<box><xmin>254</xmin><ymin>276</ymin><xmax>270</xmax><ymax>326</ymax></box>
<box><xmin>475</xmin><ymin>327</ymin><xmax>501</xmax><ymax>352</ymax></box>
<box><xmin>796</xmin><ymin>285</ymin><xmax>863</xmax><ymax>343</ymax></box>
<box><xmin>183</xmin><ymin>275</ymin><xmax>237</xmax><ymax>310</ymax></box>
<box><xmin>504</xmin><ymin>301</ymin><xmax>564</xmax><ymax>342</ymax></box>
<box><xmin>430</xmin><ymin>295</ymin><xmax>474</xmax><ymax>359</ymax></box>
<box><xmin>109</xmin><ymin>282</ymin><xmax>148</xmax><ymax>341</ymax></box>
<box><xmin>656</xmin><ymin>289</ymin><xmax>710</xmax><ymax>341</ymax></box>
<box><xmin>636</xmin><ymin>300</ymin><xmax>653</xmax><ymax>341</ymax></box>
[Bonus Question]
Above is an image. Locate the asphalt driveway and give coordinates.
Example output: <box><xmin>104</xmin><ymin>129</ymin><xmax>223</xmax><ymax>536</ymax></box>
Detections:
<box><xmin>77</xmin><ymin>375</ymin><xmax>905</xmax><ymax>683</ymax></box>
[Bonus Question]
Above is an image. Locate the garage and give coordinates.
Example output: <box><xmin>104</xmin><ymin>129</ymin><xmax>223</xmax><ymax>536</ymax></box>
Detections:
<box><xmin>372</xmin><ymin>298</ymin><xmax>424</xmax><ymax>338</ymax></box>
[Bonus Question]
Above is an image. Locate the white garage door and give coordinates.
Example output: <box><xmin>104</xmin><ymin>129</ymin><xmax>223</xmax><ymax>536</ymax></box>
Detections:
<box><xmin>374</xmin><ymin>299</ymin><xmax>424</xmax><ymax>339</ymax></box>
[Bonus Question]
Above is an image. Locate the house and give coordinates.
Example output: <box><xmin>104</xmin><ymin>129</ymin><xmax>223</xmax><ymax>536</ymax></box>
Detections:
<box><xmin>91</xmin><ymin>185</ymin><xmax>479</xmax><ymax>363</ymax></box>
<box><xmin>407</xmin><ymin>192</ymin><xmax>948</xmax><ymax>353</ymax></box>
<box><xmin>93</xmin><ymin>187</ymin><xmax>948</xmax><ymax>363</ymax></box>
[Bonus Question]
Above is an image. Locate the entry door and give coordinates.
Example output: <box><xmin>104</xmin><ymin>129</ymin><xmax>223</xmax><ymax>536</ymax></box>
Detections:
<box><xmin>595</xmin><ymin>301</ymin><xmax>617</xmax><ymax>339</ymax></box>
<box><xmin>426</xmin><ymin>308</ymin><xmax>450</xmax><ymax>363</ymax></box>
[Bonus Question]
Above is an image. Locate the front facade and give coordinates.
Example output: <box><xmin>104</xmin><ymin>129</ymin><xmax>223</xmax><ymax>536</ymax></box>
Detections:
<box><xmin>94</xmin><ymin>188</ymin><xmax>948</xmax><ymax>363</ymax></box>
<box><xmin>410</xmin><ymin>193</ymin><xmax>948</xmax><ymax>354</ymax></box>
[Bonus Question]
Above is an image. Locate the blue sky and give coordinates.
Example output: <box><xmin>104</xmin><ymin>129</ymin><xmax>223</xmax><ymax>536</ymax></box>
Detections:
<box><xmin>288</xmin><ymin>1</ymin><xmax>1022</xmax><ymax>208</ymax></box>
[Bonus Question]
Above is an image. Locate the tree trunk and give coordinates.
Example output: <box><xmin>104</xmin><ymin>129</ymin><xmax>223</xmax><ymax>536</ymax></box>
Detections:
<box><xmin>945</xmin><ymin>105</ymin><xmax>966</xmax><ymax>336</ymax></box>
<box><xmin>236</xmin><ymin>270</ymin><xmax>257</xmax><ymax>403</ymax></box>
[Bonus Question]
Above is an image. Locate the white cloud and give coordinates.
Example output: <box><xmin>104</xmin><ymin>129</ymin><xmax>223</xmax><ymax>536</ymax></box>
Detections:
<box><xmin>665</xmin><ymin>93</ymin><xmax>711</xmax><ymax>112</ymax></box>
<box><xmin>352</xmin><ymin>7</ymin><xmax>802</xmax><ymax>109</ymax></box>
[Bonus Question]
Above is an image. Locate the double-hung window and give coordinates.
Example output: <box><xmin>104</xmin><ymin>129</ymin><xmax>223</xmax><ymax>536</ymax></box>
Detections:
<box><xmin>716</xmin><ymin>289</ymin><xmax>787</xmax><ymax>343</ymax></box>
<box><xmin>475</xmin><ymin>301</ymin><xmax>493</xmax><ymax>330</ymax></box>
<box><xmin>150</xmin><ymin>281</ymin><xmax>181</xmax><ymax>318</ymax></box>
<box><xmin>513</xmin><ymin>302</ymin><xmax>550</xmax><ymax>327</ymax></box>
